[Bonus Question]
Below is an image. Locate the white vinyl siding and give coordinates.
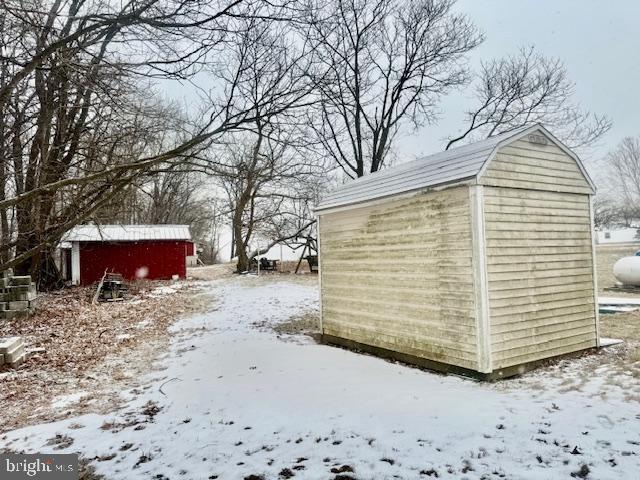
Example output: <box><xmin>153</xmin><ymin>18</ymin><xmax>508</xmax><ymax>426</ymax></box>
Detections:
<box><xmin>483</xmin><ymin>187</ymin><xmax>597</xmax><ymax>369</ymax></box>
<box><xmin>319</xmin><ymin>186</ymin><xmax>479</xmax><ymax>370</ymax></box>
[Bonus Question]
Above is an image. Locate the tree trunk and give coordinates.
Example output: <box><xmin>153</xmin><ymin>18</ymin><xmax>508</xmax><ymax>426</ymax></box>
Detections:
<box><xmin>232</xmin><ymin>199</ymin><xmax>250</xmax><ymax>273</ymax></box>
<box><xmin>234</xmin><ymin>222</ymin><xmax>250</xmax><ymax>272</ymax></box>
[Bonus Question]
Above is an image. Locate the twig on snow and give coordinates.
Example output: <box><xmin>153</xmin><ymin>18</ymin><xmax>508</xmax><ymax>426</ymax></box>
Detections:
<box><xmin>159</xmin><ymin>377</ymin><xmax>182</xmax><ymax>396</ymax></box>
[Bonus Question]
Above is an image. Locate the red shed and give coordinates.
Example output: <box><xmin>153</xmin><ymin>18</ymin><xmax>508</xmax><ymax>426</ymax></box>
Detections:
<box><xmin>63</xmin><ymin>225</ymin><xmax>193</xmax><ymax>285</ymax></box>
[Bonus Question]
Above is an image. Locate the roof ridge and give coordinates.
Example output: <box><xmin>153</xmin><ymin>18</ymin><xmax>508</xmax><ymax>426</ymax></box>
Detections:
<box><xmin>316</xmin><ymin>124</ymin><xmax>562</xmax><ymax>211</ymax></box>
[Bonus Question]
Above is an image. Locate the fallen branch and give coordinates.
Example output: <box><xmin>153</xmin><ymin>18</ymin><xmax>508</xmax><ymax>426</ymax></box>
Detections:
<box><xmin>92</xmin><ymin>269</ymin><xmax>109</xmax><ymax>305</ymax></box>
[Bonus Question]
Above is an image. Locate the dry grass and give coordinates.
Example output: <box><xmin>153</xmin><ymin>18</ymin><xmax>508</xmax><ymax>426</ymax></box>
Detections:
<box><xmin>187</xmin><ymin>263</ymin><xmax>235</xmax><ymax>280</ymax></box>
<box><xmin>187</xmin><ymin>260</ymin><xmax>319</xmax><ymax>279</ymax></box>
<box><xmin>601</xmin><ymin>311</ymin><xmax>640</xmax><ymax>362</ymax></box>
<box><xmin>0</xmin><ymin>281</ymin><xmax>211</xmax><ymax>433</ymax></box>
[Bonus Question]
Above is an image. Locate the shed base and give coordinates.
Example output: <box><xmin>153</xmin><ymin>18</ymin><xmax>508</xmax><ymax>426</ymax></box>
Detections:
<box><xmin>321</xmin><ymin>334</ymin><xmax>597</xmax><ymax>381</ymax></box>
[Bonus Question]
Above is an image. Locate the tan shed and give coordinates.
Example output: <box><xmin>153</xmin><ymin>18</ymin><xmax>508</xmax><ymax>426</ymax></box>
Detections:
<box><xmin>316</xmin><ymin>124</ymin><xmax>599</xmax><ymax>379</ymax></box>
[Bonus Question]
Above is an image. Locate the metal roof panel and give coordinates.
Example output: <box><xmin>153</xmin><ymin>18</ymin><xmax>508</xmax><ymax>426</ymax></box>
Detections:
<box><xmin>62</xmin><ymin>225</ymin><xmax>192</xmax><ymax>242</ymax></box>
<box><xmin>315</xmin><ymin>125</ymin><xmax>592</xmax><ymax>212</ymax></box>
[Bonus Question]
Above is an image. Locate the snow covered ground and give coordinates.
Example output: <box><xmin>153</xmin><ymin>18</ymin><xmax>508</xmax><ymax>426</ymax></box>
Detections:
<box><xmin>1</xmin><ymin>276</ymin><xmax>639</xmax><ymax>479</ymax></box>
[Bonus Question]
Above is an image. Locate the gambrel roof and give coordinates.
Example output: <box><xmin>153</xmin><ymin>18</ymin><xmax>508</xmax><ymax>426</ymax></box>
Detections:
<box><xmin>316</xmin><ymin>124</ymin><xmax>595</xmax><ymax>212</ymax></box>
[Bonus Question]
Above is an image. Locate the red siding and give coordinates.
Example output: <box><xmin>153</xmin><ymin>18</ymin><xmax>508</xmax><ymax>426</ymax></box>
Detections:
<box><xmin>186</xmin><ymin>242</ymin><xmax>195</xmax><ymax>256</ymax></box>
<box><xmin>79</xmin><ymin>240</ymin><xmax>189</xmax><ymax>284</ymax></box>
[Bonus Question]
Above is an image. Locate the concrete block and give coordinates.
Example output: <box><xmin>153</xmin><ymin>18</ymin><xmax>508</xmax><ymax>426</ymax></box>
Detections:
<box><xmin>9</xmin><ymin>300</ymin><xmax>29</xmax><ymax>310</ymax></box>
<box><xmin>4</xmin><ymin>343</ymin><xmax>24</xmax><ymax>362</ymax></box>
<box><xmin>0</xmin><ymin>309</ymin><xmax>28</xmax><ymax>320</ymax></box>
<box><xmin>9</xmin><ymin>284</ymin><xmax>35</xmax><ymax>294</ymax></box>
<box><xmin>11</xmin><ymin>291</ymin><xmax>37</xmax><ymax>302</ymax></box>
<box><xmin>0</xmin><ymin>336</ymin><xmax>23</xmax><ymax>353</ymax></box>
<box><xmin>9</xmin><ymin>355</ymin><xmax>24</xmax><ymax>367</ymax></box>
<box><xmin>9</xmin><ymin>275</ymin><xmax>32</xmax><ymax>286</ymax></box>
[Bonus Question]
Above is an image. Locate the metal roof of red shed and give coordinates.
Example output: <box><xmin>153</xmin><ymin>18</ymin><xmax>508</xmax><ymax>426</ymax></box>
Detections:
<box><xmin>63</xmin><ymin>225</ymin><xmax>192</xmax><ymax>242</ymax></box>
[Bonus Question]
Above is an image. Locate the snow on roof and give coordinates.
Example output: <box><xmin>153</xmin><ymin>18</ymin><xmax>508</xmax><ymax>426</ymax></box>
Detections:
<box><xmin>316</xmin><ymin>124</ymin><xmax>593</xmax><ymax>212</ymax></box>
<box><xmin>63</xmin><ymin>225</ymin><xmax>192</xmax><ymax>242</ymax></box>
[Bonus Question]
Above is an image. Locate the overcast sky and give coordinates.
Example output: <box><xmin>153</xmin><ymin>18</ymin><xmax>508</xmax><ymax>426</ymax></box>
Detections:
<box><xmin>160</xmin><ymin>1</ymin><xmax>639</xmax><ymax>183</ymax></box>
<box><xmin>403</xmin><ymin>0</ymin><xmax>640</xmax><ymax>175</ymax></box>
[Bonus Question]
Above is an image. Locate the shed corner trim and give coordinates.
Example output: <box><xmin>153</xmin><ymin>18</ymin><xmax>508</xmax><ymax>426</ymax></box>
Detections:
<box><xmin>469</xmin><ymin>184</ymin><xmax>492</xmax><ymax>373</ymax></box>
<box><xmin>589</xmin><ymin>196</ymin><xmax>601</xmax><ymax>347</ymax></box>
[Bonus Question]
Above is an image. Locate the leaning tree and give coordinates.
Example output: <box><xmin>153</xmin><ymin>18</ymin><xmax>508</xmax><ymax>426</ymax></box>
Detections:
<box><xmin>0</xmin><ymin>0</ymin><xmax>312</xmax><ymax>286</ymax></box>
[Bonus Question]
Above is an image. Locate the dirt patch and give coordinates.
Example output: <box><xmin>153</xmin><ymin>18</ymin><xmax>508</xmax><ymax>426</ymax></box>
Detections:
<box><xmin>272</xmin><ymin>312</ymin><xmax>320</xmax><ymax>337</ymax></box>
<box><xmin>251</xmin><ymin>310</ymin><xmax>320</xmax><ymax>341</ymax></box>
<box><xmin>0</xmin><ymin>281</ymin><xmax>212</xmax><ymax>433</ymax></box>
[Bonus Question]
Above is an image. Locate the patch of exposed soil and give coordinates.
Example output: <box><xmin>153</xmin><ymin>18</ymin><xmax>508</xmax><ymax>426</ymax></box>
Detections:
<box><xmin>273</xmin><ymin>311</ymin><xmax>320</xmax><ymax>337</ymax></box>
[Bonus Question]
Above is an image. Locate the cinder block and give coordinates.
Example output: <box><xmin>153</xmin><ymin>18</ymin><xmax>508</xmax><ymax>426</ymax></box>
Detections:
<box><xmin>9</xmin><ymin>356</ymin><xmax>24</xmax><ymax>367</ymax></box>
<box><xmin>8</xmin><ymin>300</ymin><xmax>29</xmax><ymax>310</ymax></box>
<box><xmin>4</xmin><ymin>344</ymin><xmax>24</xmax><ymax>364</ymax></box>
<box><xmin>9</xmin><ymin>284</ymin><xmax>34</xmax><ymax>294</ymax></box>
<box><xmin>0</xmin><ymin>309</ymin><xmax>28</xmax><ymax>320</ymax></box>
<box><xmin>9</xmin><ymin>276</ymin><xmax>31</xmax><ymax>286</ymax></box>
<box><xmin>11</xmin><ymin>291</ymin><xmax>37</xmax><ymax>302</ymax></box>
<box><xmin>0</xmin><ymin>336</ymin><xmax>23</xmax><ymax>353</ymax></box>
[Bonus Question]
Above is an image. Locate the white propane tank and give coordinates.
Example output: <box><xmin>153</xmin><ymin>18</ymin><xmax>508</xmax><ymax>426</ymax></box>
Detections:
<box><xmin>613</xmin><ymin>256</ymin><xmax>640</xmax><ymax>286</ymax></box>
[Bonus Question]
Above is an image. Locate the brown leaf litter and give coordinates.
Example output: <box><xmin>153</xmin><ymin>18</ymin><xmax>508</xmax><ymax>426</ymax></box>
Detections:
<box><xmin>0</xmin><ymin>280</ymin><xmax>212</xmax><ymax>434</ymax></box>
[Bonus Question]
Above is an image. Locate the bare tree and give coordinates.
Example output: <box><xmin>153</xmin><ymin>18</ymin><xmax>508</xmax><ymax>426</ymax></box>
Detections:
<box><xmin>446</xmin><ymin>48</ymin><xmax>611</xmax><ymax>151</ymax></box>
<box><xmin>217</xmin><ymin>126</ymin><xmax>322</xmax><ymax>272</ymax></box>
<box><xmin>303</xmin><ymin>0</ymin><xmax>482</xmax><ymax>178</ymax></box>
<box><xmin>0</xmin><ymin>0</ymin><xmax>315</xmax><ymax>284</ymax></box>
<box><xmin>194</xmin><ymin>14</ymin><xmax>324</xmax><ymax>272</ymax></box>
<box><xmin>592</xmin><ymin>195</ymin><xmax>623</xmax><ymax>230</ymax></box>
<box><xmin>599</xmin><ymin>136</ymin><xmax>640</xmax><ymax>227</ymax></box>
<box><xmin>98</xmin><ymin>166</ymin><xmax>219</xmax><ymax>242</ymax></box>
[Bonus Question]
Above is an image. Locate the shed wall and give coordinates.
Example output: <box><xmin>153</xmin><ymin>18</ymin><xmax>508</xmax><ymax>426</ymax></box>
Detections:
<box><xmin>483</xmin><ymin>186</ymin><xmax>597</xmax><ymax>370</ymax></box>
<box><xmin>79</xmin><ymin>240</ymin><xmax>189</xmax><ymax>284</ymax></box>
<box><xmin>479</xmin><ymin>138</ymin><xmax>593</xmax><ymax>194</ymax></box>
<box><xmin>319</xmin><ymin>186</ymin><xmax>479</xmax><ymax>370</ymax></box>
